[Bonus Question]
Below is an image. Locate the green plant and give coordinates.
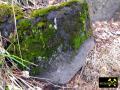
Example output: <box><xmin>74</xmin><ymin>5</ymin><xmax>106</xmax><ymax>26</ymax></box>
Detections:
<box><xmin>0</xmin><ymin>50</ymin><xmax>37</xmax><ymax>69</ymax></box>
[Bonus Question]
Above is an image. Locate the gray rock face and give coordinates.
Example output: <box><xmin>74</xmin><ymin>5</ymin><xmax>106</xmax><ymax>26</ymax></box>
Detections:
<box><xmin>0</xmin><ymin>20</ymin><xmax>15</xmax><ymax>48</ymax></box>
<box><xmin>112</xmin><ymin>5</ymin><xmax>120</xmax><ymax>21</ymax></box>
<box><xmin>39</xmin><ymin>37</ymin><xmax>95</xmax><ymax>84</ymax></box>
<box><xmin>86</xmin><ymin>0</ymin><xmax>120</xmax><ymax>21</ymax></box>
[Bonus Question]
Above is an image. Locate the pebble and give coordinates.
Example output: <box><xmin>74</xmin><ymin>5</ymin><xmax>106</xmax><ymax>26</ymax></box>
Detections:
<box><xmin>115</xmin><ymin>31</ymin><xmax>120</xmax><ymax>35</ymax></box>
<box><xmin>22</xmin><ymin>71</ymin><xmax>30</xmax><ymax>78</ymax></box>
<box><xmin>100</xmin><ymin>66</ymin><xmax>108</xmax><ymax>75</ymax></box>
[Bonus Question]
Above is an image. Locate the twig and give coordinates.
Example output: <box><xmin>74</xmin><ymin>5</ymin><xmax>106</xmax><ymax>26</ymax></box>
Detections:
<box><xmin>30</xmin><ymin>76</ymin><xmax>74</xmax><ymax>89</ymax></box>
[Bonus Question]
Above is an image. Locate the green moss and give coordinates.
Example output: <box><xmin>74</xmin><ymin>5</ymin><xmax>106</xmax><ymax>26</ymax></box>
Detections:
<box><xmin>31</xmin><ymin>66</ymin><xmax>45</xmax><ymax>75</ymax></box>
<box><xmin>0</xmin><ymin>4</ymin><xmax>12</xmax><ymax>22</ymax></box>
<box><xmin>70</xmin><ymin>1</ymin><xmax>92</xmax><ymax>50</ymax></box>
<box><xmin>37</xmin><ymin>21</ymin><xmax>46</xmax><ymax>27</ymax></box>
<box><xmin>17</xmin><ymin>19</ymin><xmax>31</xmax><ymax>30</ymax></box>
<box><xmin>0</xmin><ymin>4</ymin><xmax>23</xmax><ymax>22</ymax></box>
<box><xmin>14</xmin><ymin>6</ymin><xmax>24</xmax><ymax>20</ymax></box>
<box><xmin>19</xmin><ymin>22</ymin><xmax>56</xmax><ymax>58</ymax></box>
<box><xmin>31</xmin><ymin>0</ymin><xmax>84</xmax><ymax>17</ymax></box>
<box><xmin>5</xmin><ymin>86</ymin><xmax>9</xmax><ymax>90</ymax></box>
<box><xmin>60</xmin><ymin>0</ymin><xmax>84</xmax><ymax>7</ymax></box>
<box><xmin>8</xmin><ymin>19</ymin><xmax>58</xmax><ymax>74</ymax></box>
<box><xmin>72</xmin><ymin>33</ymin><xmax>87</xmax><ymax>49</ymax></box>
<box><xmin>31</xmin><ymin>6</ymin><xmax>57</xmax><ymax>17</ymax></box>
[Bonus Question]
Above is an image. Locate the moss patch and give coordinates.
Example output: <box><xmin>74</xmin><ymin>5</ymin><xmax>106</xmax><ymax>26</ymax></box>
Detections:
<box><xmin>0</xmin><ymin>4</ymin><xmax>23</xmax><ymax>23</ymax></box>
<box><xmin>8</xmin><ymin>19</ymin><xmax>58</xmax><ymax>75</ymax></box>
<box><xmin>17</xmin><ymin>19</ymin><xmax>31</xmax><ymax>30</ymax></box>
<box><xmin>31</xmin><ymin>0</ymin><xmax>84</xmax><ymax>17</ymax></box>
<box><xmin>70</xmin><ymin>2</ymin><xmax>92</xmax><ymax>49</ymax></box>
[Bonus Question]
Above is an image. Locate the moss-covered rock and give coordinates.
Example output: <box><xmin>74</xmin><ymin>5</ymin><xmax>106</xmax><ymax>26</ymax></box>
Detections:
<box><xmin>0</xmin><ymin>4</ymin><xmax>23</xmax><ymax>47</ymax></box>
<box><xmin>0</xmin><ymin>4</ymin><xmax>23</xmax><ymax>22</ymax></box>
<box><xmin>0</xmin><ymin>0</ymin><xmax>92</xmax><ymax>75</ymax></box>
<box><xmin>31</xmin><ymin>0</ymin><xmax>84</xmax><ymax>17</ymax></box>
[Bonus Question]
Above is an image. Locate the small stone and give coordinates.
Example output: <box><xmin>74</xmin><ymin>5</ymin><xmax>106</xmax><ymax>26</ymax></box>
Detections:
<box><xmin>74</xmin><ymin>85</ymin><xmax>79</xmax><ymax>88</ymax></box>
<box><xmin>35</xmin><ymin>87</ymin><xmax>42</xmax><ymax>90</ymax></box>
<box><xmin>22</xmin><ymin>71</ymin><xmax>29</xmax><ymax>78</ymax></box>
<box><xmin>115</xmin><ymin>31</ymin><xmax>120</xmax><ymax>35</ymax></box>
<box><xmin>0</xmin><ymin>47</ymin><xmax>6</xmax><ymax>54</ymax></box>
<box><xmin>100</xmin><ymin>66</ymin><xmax>107</xmax><ymax>75</ymax></box>
<box><xmin>8</xmin><ymin>85</ymin><xmax>22</xmax><ymax>90</ymax></box>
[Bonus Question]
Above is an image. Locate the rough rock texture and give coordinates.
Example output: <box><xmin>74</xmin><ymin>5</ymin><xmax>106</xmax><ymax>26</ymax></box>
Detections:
<box><xmin>86</xmin><ymin>0</ymin><xmax>120</xmax><ymax>22</ymax></box>
<box><xmin>39</xmin><ymin>37</ymin><xmax>94</xmax><ymax>84</ymax></box>
<box><xmin>0</xmin><ymin>4</ymin><xmax>24</xmax><ymax>48</ymax></box>
<box><xmin>112</xmin><ymin>5</ymin><xmax>120</xmax><ymax>21</ymax></box>
<box><xmin>0</xmin><ymin>0</ymin><xmax>93</xmax><ymax>84</ymax></box>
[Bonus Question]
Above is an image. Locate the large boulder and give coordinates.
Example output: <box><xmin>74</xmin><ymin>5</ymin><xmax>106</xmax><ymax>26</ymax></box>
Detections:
<box><xmin>0</xmin><ymin>0</ymin><xmax>94</xmax><ymax>84</ymax></box>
